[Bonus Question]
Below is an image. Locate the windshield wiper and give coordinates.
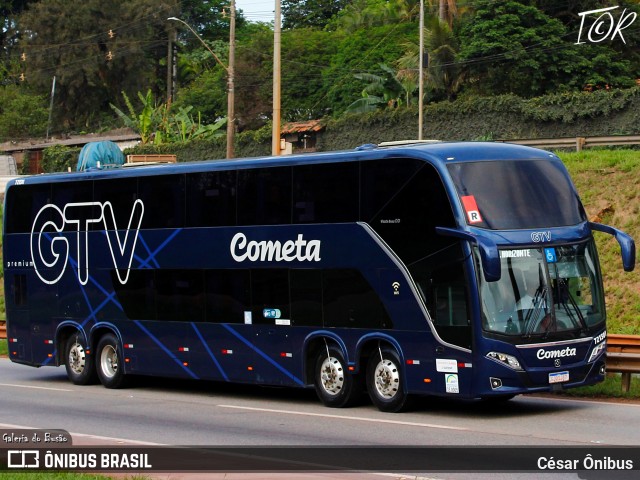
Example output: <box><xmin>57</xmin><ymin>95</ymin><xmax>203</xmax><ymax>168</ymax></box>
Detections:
<box><xmin>523</xmin><ymin>286</ymin><xmax>549</xmax><ymax>337</ymax></box>
<box><xmin>558</xmin><ymin>279</ymin><xmax>588</xmax><ymax>333</ymax></box>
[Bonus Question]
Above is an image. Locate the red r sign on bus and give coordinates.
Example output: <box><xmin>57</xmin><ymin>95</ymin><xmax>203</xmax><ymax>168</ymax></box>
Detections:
<box><xmin>461</xmin><ymin>195</ymin><xmax>483</xmax><ymax>224</ymax></box>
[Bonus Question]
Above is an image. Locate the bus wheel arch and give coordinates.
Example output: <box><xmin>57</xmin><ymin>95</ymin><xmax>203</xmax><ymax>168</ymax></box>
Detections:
<box><xmin>364</xmin><ymin>342</ymin><xmax>410</xmax><ymax>412</ymax></box>
<box><xmin>308</xmin><ymin>338</ymin><xmax>363</xmax><ymax>408</ymax></box>
<box><xmin>60</xmin><ymin>327</ymin><xmax>97</xmax><ymax>385</ymax></box>
<box><xmin>94</xmin><ymin>331</ymin><xmax>128</xmax><ymax>389</ymax></box>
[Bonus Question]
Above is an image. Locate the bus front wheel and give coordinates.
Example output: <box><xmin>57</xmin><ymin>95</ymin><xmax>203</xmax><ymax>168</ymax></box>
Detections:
<box><xmin>96</xmin><ymin>333</ymin><xmax>127</xmax><ymax>389</ymax></box>
<box><xmin>313</xmin><ymin>346</ymin><xmax>362</xmax><ymax>408</ymax></box>
<box><xmin>366</xmin><ymin>347</ymin><xmax>409</xmax><ymax>412</ymax></box>
<box><xmin>64</xmin><ymin>334</ymin><xmax>97</xmax><ymax>385</ymax></box>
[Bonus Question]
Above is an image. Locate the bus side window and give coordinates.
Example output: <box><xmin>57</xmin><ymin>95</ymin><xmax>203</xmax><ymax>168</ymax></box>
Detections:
<box><xmin>52</xmin><ymin>181</ymin><xmax>94</xmax><ymax>232</ymax></box>
<box><xmin>205</xmin><ymin>269</ymin><xmax>250</xmax><ymax>323</ymax></box>
<box><xmin>137</xmin><ymin>174</ymin><xmax>186</xmax><ymax>229</ymax></box>
<box><xmin>13</xmin><ymin>274</ymin><xmax>27</xmax><ymax>306</ymax></box>
<box><xmin>292</xmin><ymin>163</ymin><xmax>358</xmax><ymax>223</ymax></box>
<box><xmin>430</xmin><ymin>263</ymin><xmax>472</xmax><ymax>349</ymax></box>
<box><xmin>93</xmin><ymin>178</ymin><xmax>139</xmax><ymax>230</ymax></box>
<box><xmin>238</xmin><ymin>167</ymin><xmax>292</xmax><ymax>225</ymax></box>
<box><xmin>290</xmin><ymin>269</ymin><xmax>323</xmax><ymax>327</ymax></box>
<box><xmin>113</xmin><ymin>269</ymin><xmax>156</xmax><ymax>320</ymax></box>
<box><xmin>156</xmin><ymin>270</ymin><xmax>205</xmax><ymax>322</ymax></box>
<box><xmin>186</xmin><ymin>171</ymin><xmax>237</xmax><ymax>227</ymax></box>
<box><xmin>323</xmin><ymin>269</ymin><xmax>392</xmax><ymax>329</ymax></box>
<box><xmin>5</xmin><ymin>183</ymin><xmax>52</xmax><ymax>234</ymax></box>
<box><xmin>251</xmin><ymin>269</ymin><xmax>290</xmax><ymax>324</ymax></box>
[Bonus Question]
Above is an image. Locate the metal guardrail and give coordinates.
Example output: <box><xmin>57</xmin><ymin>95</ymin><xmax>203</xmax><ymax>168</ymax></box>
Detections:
<box><xmin>502</xmin><ymin>134</ymin><xmax>640</xmax><ymax>151</ymax></box>
<box><xmin>606</xmin><ymin>334</ymin><xmax>640</xmax><ymax>392</ymax></box>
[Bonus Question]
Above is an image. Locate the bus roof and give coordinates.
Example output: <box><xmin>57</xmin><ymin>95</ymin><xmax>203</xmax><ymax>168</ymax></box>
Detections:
<box><xmin>7</xmin><ymin>141</ymin><xmax>558</xmax><ymax>187</ymax></box>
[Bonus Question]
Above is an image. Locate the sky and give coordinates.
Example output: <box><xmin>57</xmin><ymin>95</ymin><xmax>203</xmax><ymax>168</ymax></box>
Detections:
<box><xmin>235</xmin><ymin>0</ymin><xmax>276</xmax><ymax>24</ymax></box>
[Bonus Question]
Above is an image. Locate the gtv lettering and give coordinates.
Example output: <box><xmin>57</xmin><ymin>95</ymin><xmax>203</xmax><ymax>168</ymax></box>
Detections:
<box><xmin>30</xmin><ymin>200</ymin><xmax>144</xmax><ymax>285</ymax></box>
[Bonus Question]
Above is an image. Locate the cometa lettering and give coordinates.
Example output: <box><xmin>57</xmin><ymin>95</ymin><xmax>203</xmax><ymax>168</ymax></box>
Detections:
<box><xmin>230</xmin><ymin>232</ymin><xmax>321</xmax><ymax>262</ymax></box>
<box><xmin>537</xmin><ymin>347</ymin><xmax>577</xmax><ymax>360</ymax></box>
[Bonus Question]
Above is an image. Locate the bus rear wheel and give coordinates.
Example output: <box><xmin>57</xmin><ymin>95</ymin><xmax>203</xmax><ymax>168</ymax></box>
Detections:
<box><xmin>313</xmin><ymin>346</ymin><xmax>362</xmax><ymax>408</ymax></box>
<box><xmin>96</xmin><ymin>333</ymin><xmax>127</xmax><ymax>389</ymax></box>
<box><xmin>64</xmin><ymin>334</ymin><xmax>97</xmax><ymax>385</ymax></box>
<box><xmin>366</xmin><ymin>347</ymin><xmax>409</xmax><ymax>412</ymax></box>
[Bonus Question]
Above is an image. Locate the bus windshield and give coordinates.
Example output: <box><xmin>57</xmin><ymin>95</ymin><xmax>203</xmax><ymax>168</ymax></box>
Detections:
<box><xmin>447</xmin><ymin>159</ymin><xmax>587</xmax><ymax>229</ymax></box>
<box><xmin>479</xmin><ymin>241</ymin><xmax>604</xmax><ymax>339</ymax></box>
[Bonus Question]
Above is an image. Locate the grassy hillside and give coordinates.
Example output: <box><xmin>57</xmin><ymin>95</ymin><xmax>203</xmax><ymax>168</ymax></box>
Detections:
<box><xmin>0</xmin><ymin>149</ymin><xmax>638</xmax><ymax>332</ymax></box>
<box><xmin>561</xmin><ymin>150</ymin><xmax>640</xmax><ymax>333</ymax></box>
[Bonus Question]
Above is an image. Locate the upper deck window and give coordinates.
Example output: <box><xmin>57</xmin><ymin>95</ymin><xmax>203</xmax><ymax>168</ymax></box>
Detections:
<box><xmin>447</xmin><ymin>159</ymin><xmax>587</xmax><ymax>230</ymax></box>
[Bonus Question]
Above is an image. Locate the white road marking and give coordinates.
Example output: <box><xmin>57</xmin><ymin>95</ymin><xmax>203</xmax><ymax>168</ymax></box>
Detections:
<box><xmin>217</xmin><ymin>405</ymin><xmax>468</xmax><ymax>431</ymax></box>
<box><xmin>0</xmin><ymin>382</ymin><xmax>73</xmax><ymax>392</ymax></box>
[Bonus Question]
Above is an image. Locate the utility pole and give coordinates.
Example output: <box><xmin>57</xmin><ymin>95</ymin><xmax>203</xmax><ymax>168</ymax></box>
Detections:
<box><xmin>166</xmin><ymin>25</ymin><xmax>176</xmax><ymax>104</ymax></box>
<box><xmin>227</xmin><ymin>0</ymin><xmax>236</xmax><ymax>159</ymax></box>
<box><xmin>167</xmin><ymin>16</ymin><xmax>235</xmax><ymax>158</ymax></box>
<box><xmin>272</xmin><ymin>1</ymin><xmax>281</xmax><ymax>156</ymax></box>
<box><xmin>418</xmin><ymin>0</ymin><xmax>424</xmax><ymax>140</ymax></box>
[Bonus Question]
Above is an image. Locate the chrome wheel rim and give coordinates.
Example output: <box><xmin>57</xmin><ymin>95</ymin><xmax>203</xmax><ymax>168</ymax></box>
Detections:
<box><xmin>319</xmin><ymin>356</ymin><xmax>344</xmax><ymax>396</ymax></box>
<box><xmin>100</xmin><ymin>345</ymin><xmax>118</xmax><ymax>379</ymax></box>
<box><xmin>68</xmin><ymin>342</ymin><xmax>86</xmax><ymax>375</ymax></box>
<box><xmin>373</xmin><ymin>358</ymin><xmax>400</xmax><ymax>399</ymax></box>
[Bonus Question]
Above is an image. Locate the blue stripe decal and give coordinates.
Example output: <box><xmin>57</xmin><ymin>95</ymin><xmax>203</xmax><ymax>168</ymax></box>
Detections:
<box><xmin>135</xmin><ymin>233</ymin><xmax>161</xmax><ymax>268</ymax></box>
<box><xmin>136</xmin><ymin>229</ymin><xmax>182</xmax><ymax>269</ymax></box>
<box><xmin>221</xmin><ymin>324</ymin><xmax>304</xmax><ymax>386</ymax></box>
<box><xmin>133</xmin><ymin>320</ymin><xmax>199</xmax><ymax>379</ymax></box>
<box><xmin>191</xmin><ymin>323</ymin><xmax>229</xmax><ymax>382</ymax></box>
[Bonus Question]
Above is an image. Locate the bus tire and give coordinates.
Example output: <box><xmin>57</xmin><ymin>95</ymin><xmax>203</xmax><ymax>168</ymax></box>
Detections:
<box><xmin>64</xmin><ymin>334</ymin><xmax>97</xmax><ymax>385</ymax></box>
<box><xmin>96</xmin><ymin>333</ymin><xmax>127</xmax><ymax>389</ymax></box>
<box><xmin>366</xmin><ymin>347</ymin><xmax>409</xmax><ymax>412</ymax></box>
<box><xmin>313</xmin><ymin>346</ymin><xmax>362</xmax><ymax>408</ymax></box>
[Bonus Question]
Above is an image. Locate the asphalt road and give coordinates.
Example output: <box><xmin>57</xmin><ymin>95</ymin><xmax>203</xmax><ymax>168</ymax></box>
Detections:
<box><xmin>1</xmin><ymin>358</ymin><xmax>639</xmax><ymax>479</ymax></box>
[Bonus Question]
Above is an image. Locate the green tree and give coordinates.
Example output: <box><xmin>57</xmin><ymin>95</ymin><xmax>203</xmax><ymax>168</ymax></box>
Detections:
<box><xmin>322</xmin><ymin>21</ymin><xmax>418</xmax><ymax>115</ymax></box>
<box><xmin>178</xmin><ymin>0</ymin><xmax>246</xmax><ymax>43</ymax></box>
<box><xmin>0</xmin><ymin>0</ymin><xmax>33</xmax><ymax>56</ymax></box>
<box><xmin>458</xmin><ymin>0</ymin><xmax>635</xmax><ymax>96</ymax></box>
<box><xmin>331</xmin><ymin>0</ymin><xmax>418</xmax><ymax>32</ymax></box>
<box><xmin>282</xmin><ymin>0</ymin><xmax>351</xmax><ymax>29</ymax></box>
<box><xmin>346</xmin><ymin>63</ymin><xmax>415</xmax><ymax>113</ymax></box>
<box><xmin>111</xmin><ymin>89</ymin><xmax>226</xmax><ymax>144</ymax></box>
<box><xmin>397</xmin><ymin>15</ymin><xmax>463</xmax><ymax>101</ymax></box>
<box><xmin>0</xmin><ymin>84</ymin><xmax>48</xmax><ymax>140</ymax></box>
<box><xmin>18</xmin><ymin>0</ymin><xmax>180</xmax><ymax>131</ymax></box>
<box><xmin>281</xmin><ymin>28</ymin><xmax>339</xmax><ymax>120</ymax></box>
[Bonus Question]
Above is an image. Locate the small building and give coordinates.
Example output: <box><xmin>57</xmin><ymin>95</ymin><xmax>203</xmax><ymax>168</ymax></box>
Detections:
<box><xmin>281</xmin><ymin>120</ymin><xmax>324</xmax><ymax>153</ymax></box>
<box><xmin>0</xmin><ymin>130</ymin><xmax>140</xmax><ymax>174</ymax></box>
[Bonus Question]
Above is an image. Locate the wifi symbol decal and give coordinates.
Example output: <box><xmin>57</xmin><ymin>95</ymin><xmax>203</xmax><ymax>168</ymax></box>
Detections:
<box><xmin>392</xmin><ymin>282</ymin><xmax>401</xmax><ymax>295</ymax></box>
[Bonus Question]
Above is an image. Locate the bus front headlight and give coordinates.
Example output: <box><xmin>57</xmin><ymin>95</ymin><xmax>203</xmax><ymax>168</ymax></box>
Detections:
<box><xmin>486</xmin><ymin>351</ymin><xmax>523</xmax><ymax>371</ymax></box>
<box><xmin>588</xmin><ymin>341</ymin><xmax>606</xmax><ymax>363</ymax></box>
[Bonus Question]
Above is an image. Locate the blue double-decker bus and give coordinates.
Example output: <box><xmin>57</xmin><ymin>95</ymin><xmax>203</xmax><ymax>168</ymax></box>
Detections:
<box><xmin>3</xmin><ymin>141</ymin><xmax>635</xmax><ymax>412</ymax></box>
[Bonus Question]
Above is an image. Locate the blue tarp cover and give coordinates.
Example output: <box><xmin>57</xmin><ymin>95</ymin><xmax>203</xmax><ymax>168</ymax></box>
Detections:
<box><xmin>76</xmin><ymin>141</ymin><xmax>125</xmax><ymax>171</ymax></box>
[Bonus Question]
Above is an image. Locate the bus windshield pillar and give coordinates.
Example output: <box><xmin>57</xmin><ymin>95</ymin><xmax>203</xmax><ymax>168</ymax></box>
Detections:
<box><xmin>435</xmin><ymin>227</ymin><xmax>501</xmax><ymax>282</ymax></box>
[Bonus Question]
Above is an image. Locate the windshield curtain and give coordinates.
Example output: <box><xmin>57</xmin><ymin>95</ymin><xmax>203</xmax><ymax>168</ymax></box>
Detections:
<box><xmin>479</xmin><ymin>241</ymin><xmax>604</xmax><ymax>338</ymax></box>
<box><xmin>447</xmin><ymin>160</ymin><xmax>587</xmax><ymax>229</ymax></box>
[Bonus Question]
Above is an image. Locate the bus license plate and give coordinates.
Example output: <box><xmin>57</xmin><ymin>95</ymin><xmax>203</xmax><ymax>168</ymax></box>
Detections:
<box><xmin>549</xmin><ymin>371</ymin><xmax>569</xmax><ymax>384</ymax></box>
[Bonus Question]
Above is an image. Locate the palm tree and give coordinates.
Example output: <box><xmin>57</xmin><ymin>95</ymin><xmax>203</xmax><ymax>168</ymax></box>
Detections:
<box><xmin>398</xmin><ymin>15</ymin><xmax>464</xmax><ymax>100</ymax></box>
<box><xmin>346</xmin><ymin>64</ymin><xmax>417</xmax><ymax>114</ymax></box>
